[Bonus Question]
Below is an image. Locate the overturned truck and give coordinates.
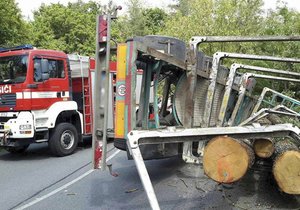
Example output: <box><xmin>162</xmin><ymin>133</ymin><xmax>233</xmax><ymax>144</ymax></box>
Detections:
<box><xmin>109</xmin><ymin>35</ymin><xmax>300</xmax><ymax>209</ymax></box>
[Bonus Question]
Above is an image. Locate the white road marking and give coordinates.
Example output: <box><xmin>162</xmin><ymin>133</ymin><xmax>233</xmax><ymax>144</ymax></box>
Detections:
<box><xmin>15</xmin><ymin>149</ymin><xmax>121</xmax><ymax>210</ymax></box>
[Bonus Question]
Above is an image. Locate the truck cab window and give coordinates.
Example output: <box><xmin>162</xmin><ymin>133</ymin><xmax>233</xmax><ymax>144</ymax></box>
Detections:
<box><xmin>34</xmin><ymin>58</ymin><xmax>65</xmax><ymax>82</ymax></box>
<box><xmin>0</xmin><ymin>55</ymin><xmax>28</xmax><ymax>84</ymax></box>
<box><xmin>13</xmin><ymin>63</ymin><xmax>27</xmax><ymax>82</ymax></box>
<box><xmin>48</xmin><ymin>59</ymin><xmax>65</xmax><ymax>78</ymax></box>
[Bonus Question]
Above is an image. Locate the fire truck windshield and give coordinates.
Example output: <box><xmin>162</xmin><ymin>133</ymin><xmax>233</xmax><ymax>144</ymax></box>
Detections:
<box><xmin>0</xmin><ymin>55</ymin><xmax>28</xmax><ymax>84</ymax></box>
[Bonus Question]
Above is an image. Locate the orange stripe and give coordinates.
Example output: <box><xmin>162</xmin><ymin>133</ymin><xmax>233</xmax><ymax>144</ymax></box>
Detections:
<box><xmin>115</xmin><ymin>101</ymin><xmax>125</xmax><ymax>138</ymax></box>
<box><xmin>117</xmin><ymin>44</ymin><xmax>127</xmax><ymax>80</ymax></box>
<box><xmin>115</xmin><ymin>44</ymin><xmax>127</xmax><ymax>138</ymax></box>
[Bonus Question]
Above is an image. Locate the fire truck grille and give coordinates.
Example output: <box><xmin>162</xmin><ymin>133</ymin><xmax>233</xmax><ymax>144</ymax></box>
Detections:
<box><xmin>0</xmin><ymin>116</ymin><xmax>16</xmax><ymax>123</ymax></box>
<box><xmin>0</xmin><ymin>94</ymin><xmax>16</xmax><ymax>107</ymax></box>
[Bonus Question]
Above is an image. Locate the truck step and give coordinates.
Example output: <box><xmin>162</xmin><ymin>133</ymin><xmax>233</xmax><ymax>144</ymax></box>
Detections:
<box><xmin>35</xmin><ymin>127</ymin><xmax>49</xmax><ymax>132</ymax></box>
<box><xmin>35</xmin><ymin>139</ymin><xmax>48</xmax><ymax>143</ymax></box>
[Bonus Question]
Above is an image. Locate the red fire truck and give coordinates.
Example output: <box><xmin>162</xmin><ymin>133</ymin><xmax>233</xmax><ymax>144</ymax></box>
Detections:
<box><xmin>0</xmin><ymin>45</ymin><xmax>115</xmax><ymax>156</ymax></box>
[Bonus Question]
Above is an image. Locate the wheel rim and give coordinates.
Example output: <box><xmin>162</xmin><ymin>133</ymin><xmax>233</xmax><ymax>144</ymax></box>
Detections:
<box><xmin>60</xmin><ymin>130</ymin><xmax>75</xmax><ymax>150</ymax></box>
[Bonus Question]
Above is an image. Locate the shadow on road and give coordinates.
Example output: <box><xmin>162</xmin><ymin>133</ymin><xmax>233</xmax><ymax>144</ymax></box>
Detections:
<box><xmin>88</xmin><ymin>154</ymin><xmax>300</xmax><ymax>210</ymax></box>
<box><xmin>224</xmin><ymin>168</ymin><xmax>300</xmax><ymax>209</ymax></box>
<box><xmin>0</xmin><ymin>143</ymin><xmax>53</xmax><ymax>161</ymax></box>
<box><xmin>0</xmin><ymin>140</ymin><xmax>93</xmax><ymax>161</ymax></box>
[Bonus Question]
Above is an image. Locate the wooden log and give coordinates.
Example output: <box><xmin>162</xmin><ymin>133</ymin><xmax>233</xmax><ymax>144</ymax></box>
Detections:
<box><xmin>267</xmin><ymin>114</ymin><xmax>282</xmax><ymax>124</ymax></box>
<box><xmin>273</xmin><ymin>139</ymin><xmax>300</xmax><ymax>194</ymax></box>
<box><xmin>203</xmin><ymin>136</ymin><xmax>255</xmax><ymax>183</ymax></box>
<box><xmin>256</xmin><ymin>117</ymin><xmax>272</xmax><ymax>125</ymax></box>
<box><xmin>253</xmin><ymin>138</ymin><xmax>275</xmax><ymax>158</ymax></box>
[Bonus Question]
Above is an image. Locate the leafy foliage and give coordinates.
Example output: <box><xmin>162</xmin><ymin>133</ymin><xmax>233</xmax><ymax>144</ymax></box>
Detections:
<box><xmin>30</xmin><ymin>0</ymin><xmax>102</xmax><ymax>55</ymax></box>
<box><xmin>162</xmin><ymin>0</ymin><xmax>264</xmax><ymax>54</ymax></box>
<box><xmin>169</xmin><ymin>0</ymin><xmax>193</xmax><ymax>16</ymax></box>
<box><xmin>143</xmin><ymin>8</ymin><xmax>168</xmax><ymax>35</ymax></box>
<box><xmin>1</xmin><ymin>0</ymin><xmax>300</xmax><ymax>70</ymax></box>
<box><xmin>0</xmin><ymin>0</ymin><xmax>31</xmax><ymax>46</ymax></box>
<box><xmin>162</xmin><ymin>0</ymin><xmax>300</xmax><ymax>95</ymax></box>
<box><xmin>112</xmin><ymin>1</ymin><xmax>168</xmax><ymax>43</ymax></box>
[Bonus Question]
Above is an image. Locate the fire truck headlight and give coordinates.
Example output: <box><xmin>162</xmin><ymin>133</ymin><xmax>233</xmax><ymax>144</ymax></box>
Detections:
<box><xmin>4</xmin><ymin>125</ymin><xmax>10</xmax><ymax>130</ymax></box>
<box><xmin>19</xmin><ymin>124</ymin><xmax>32</xmax><ymax>130</ymax></box>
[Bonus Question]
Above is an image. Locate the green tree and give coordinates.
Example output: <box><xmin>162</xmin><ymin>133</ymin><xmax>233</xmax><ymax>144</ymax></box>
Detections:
<box><xmin>125</xmin><ymin>0</ymin><xmax>146</xmax><ymax>36</ymax></box>
<box><xmin>162</xmin><ymin>0</ymin><xmax>215</xmax><ymax>42</ymax></box>
<box><xmin>112</xmin><ymin>0</ymin><xmax>168</xmax><ymax>42</ymax></box>
<box><xmin>143</xmin><ymin>8</ymin><xmax>168</xmax><ymax>35</ymax></box>
<box><xmin>258</xmin><ymin>3</ymin><xmax>300</xmax><ymax>93</ymax></box>
<box><xmin>162</xmin><ymin>0</ymin><xmax>300</xmax><ymax>95</ymax></box>
<box><xmin>0</xmin><ymin>0</ymin><xmax>31</xmax><ymax>46</ymax></box>
<box><xmin>162</xmin><ymin>0</ymin><xmax>264</xmax><ymax>54</ymax></box>
<box><xmin>169</xmin><ymin>0</ymin><xmax>192</xmax><ymax>16</ymax></box>
<box><xmin>31</xmin><ymin>0</ymin><xmax>102</xmax><ymax>55</ymax></box>
<box><xmin>261</xmin><ymin>4</ymin><xmax>300</xmax><ymax>58</ymax></box>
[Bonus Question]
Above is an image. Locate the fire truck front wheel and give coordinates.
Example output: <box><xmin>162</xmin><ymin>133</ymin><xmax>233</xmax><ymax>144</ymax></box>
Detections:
<box><xmin>49</xmin><ymin>123</ymin><xmax>79</xmax><ymax>156</ymax></box>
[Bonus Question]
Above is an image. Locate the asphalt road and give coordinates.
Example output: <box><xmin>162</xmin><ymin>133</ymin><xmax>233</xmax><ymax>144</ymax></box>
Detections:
<box><xmin>1</xmin><ymin>142</ymin><xmax>300</xmax><ymax>210</ymax></box>
<box><xmin>0</xmin><ymin>141</ymin><xmax>114</xmax><ymax>210</ymax></box>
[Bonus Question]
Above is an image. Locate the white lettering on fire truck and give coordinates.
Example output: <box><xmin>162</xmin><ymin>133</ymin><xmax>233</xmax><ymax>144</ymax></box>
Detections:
<box><xmin>0</xmin><ymin>85</ymin><xmax>12</xmax><ymax>94</ymax></box>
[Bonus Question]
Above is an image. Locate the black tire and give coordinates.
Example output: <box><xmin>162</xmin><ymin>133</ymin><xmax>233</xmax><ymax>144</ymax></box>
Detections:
<box><xmin>49</xmin><ymin>123</ymin><xmax>79</xmax><ymax>156</ymax></box>
<box><xmin>114</xmin><ymin>138</ymin><xmax>127</xmax><ymax>151</ymax></box>
<box><xmin>5</xmin><ymin>144</ymin><xmax>29</xmax><ymax>154</ymax></box>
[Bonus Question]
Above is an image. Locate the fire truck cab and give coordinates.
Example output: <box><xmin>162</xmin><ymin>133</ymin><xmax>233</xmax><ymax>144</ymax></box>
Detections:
<box><xmin>0</xmin><ymin>45</ymin><xmax>94</xmax><ymax>156</ymax></box>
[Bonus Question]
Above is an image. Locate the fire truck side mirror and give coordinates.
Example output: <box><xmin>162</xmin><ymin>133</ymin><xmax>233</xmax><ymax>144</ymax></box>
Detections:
<box><xmin>41</xmin><ymin>59</ymin><xmax>49</xmax><ymax>81</ymax></box>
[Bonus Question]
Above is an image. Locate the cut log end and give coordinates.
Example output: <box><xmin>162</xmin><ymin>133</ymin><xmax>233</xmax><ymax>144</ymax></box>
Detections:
<box><xmin>253</xmin><ymin>138</ymin><xmax>275</xmax><ymax>158</ymax></box>
<box><xmin>273</xmin><ymin>150</ymin><xmax>300</xmax><ymax>194</ymax></box>
<box><xmin>203</xmin><ymin>136</ymin><xmax>254</xmax><ymax>183</ymax></box>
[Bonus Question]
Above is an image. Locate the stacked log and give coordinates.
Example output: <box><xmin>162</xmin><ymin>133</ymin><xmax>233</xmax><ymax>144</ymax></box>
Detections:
<box><xmin>203</xmin><ymin>135</ymin><xmax>300</xmax><ymax>195</ymax></box>
<box><xmin>267</xmin><ymin>114</ymin><xmax>282</xmax><ymax>124</ymax></box>
<box><xmin>272</xmin><ymin>139</ymin><xmax>300</xmax><ymax>194</ymax></box>
<box><xmin>253</xmin><ymin>138</ymin><xmax>275</xmax><ymax>159</ymax></box>
<box><xmin>203</xmin><ymin>136</ymin><xmax>255</xmax><ymax>183</ymax></box>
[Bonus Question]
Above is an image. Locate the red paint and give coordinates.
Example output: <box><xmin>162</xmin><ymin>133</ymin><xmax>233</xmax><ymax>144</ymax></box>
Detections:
<box><xmin>110</xmin><ymin>62</ymin><xmax>117</xmax><ymax>72</ymax></box>
<box><xmin>89</xmin><ymin>60</ymin><xmax>116</xmax><ymax>73</ymax></box>
<box><xmin>98</xmin><ymin>16</ymin><xmax>107</xmax><ymax>42</ymax></box>
<box><xmin>0</xmin><ymin>49</ymin><xmax>69</xmax><ymax>112</ymax></box>
<box><xmin>94</xmin><ymin>141</ymin><xmax>103</xmax><ymax>169</ymax></box>
<box><xmin>89</xmin><ymin>58</ymin><xmax>95</xmax><ymax>70</ymax></box>
<box><xmin>125</xmin><ymin>42</ymin><xmax>134</xmax><ymax>132</ymax></box>
<box><xmin>149</xmin><ymin>113</ymin><xmax>154</xmax><ymax>120</ymax></box>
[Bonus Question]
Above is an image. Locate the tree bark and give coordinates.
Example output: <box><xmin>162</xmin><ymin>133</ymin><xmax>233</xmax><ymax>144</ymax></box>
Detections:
<box><xmin>267</xmin><ymin>114</ymin><xmax>282</xmax><ymax>124</ymax></box>
<box><xmin>203</xmin><ymin>136</ymin><xmax>254</xmax><ymax>183</ymax></box>
<box><xmin>273</xmin><ymin>139</ymin><xmax>300</xmax><ymax>194</ymax></box>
